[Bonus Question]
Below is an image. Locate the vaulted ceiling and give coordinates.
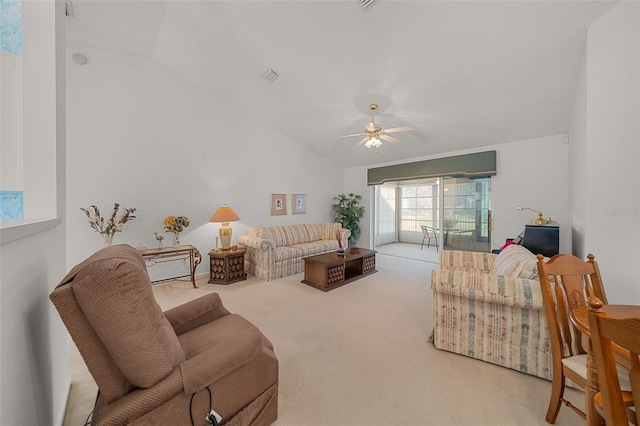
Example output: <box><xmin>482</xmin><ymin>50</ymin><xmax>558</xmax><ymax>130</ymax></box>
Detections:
<box><xmin>65</xmin><ymin>0</ymin><xmax>617</xmax><ymax>168</ymax></box>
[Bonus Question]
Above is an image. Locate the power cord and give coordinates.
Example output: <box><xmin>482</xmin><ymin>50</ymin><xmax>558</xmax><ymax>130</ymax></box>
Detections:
<box><xmin>189</xmin><ymin>386</ymin><xmax>219</xmax><ymax>426</ymax></box>
<box><xmin>83</xmin><ymin>410</ymin><xmax>93</xmax><ymax>425</ymax></box>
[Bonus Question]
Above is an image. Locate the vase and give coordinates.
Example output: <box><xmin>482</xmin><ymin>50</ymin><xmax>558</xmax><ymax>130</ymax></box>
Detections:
<box><xmin>102</xmin><ymin>233</ymin><xmax>114</xmax><ymax>247</ymax></box>
<box><xmin>172</xmin><ymin>231</ymin><xmax>181</xmax><ymax>247</ymax></box>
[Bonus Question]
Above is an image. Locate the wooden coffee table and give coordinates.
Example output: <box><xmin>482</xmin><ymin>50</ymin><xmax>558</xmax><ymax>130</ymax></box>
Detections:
<box><xmin>301</xmin><ymin>247</ymin><xmax>376</xmax><ymax>291</ymax></box>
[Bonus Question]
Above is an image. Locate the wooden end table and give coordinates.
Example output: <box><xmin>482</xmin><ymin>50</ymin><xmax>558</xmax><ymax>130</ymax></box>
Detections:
<box><xmin>208</xmin><ymin>248</ymin><xmax>247</xmax><ymax>285</ymax></box>
<box><xmin>301</xmin><ymin>247</ymin><xmax>376</xmax><ymax>292</ymax></box>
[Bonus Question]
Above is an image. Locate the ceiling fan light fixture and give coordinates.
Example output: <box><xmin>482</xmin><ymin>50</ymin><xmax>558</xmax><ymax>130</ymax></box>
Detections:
<box><xmin>365</xmin><ymin>137</ymin><xmax>382</xmax><ymax>148</ymax></box>
<box><xmin>338</xmin><ymin>101</ymin><xmax>414</xmax><ymax>148</ymax></box>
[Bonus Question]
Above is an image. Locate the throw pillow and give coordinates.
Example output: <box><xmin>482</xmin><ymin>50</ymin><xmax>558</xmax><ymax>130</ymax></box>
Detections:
<box><xmin>489</xmin><ymin>244</ymin><xmax>539</xmax><ymax>279</ymax></box>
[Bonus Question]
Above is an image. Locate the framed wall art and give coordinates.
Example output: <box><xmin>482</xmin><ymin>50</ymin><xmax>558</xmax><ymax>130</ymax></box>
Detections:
<box><xmin>292</xmin><ymin>194</ymin><xmax>306</xmax><ymax>214</ymax></box>
<box><xmin>270</xmin><ymin>193</ymin><xmax>287</xmax><ymax>215</ymax></box>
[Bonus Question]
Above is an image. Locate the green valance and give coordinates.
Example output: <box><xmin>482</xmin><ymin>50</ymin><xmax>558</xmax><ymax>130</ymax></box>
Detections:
<box><xmin>367</xmin><ymin>151</ymin><xmax>496</xmax><ymax>185</ymax></box>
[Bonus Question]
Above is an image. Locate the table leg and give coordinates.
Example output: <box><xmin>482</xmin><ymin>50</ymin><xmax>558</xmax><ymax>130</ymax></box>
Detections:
<box><xmin>585</xmin><ymin>341</ymin><xmax>605</xmax><ymax>425</ymax></box>
<box><xmin>190</xmin><ymin>249</ymin><xmax>202</xmax><ymax>288</ymax></box>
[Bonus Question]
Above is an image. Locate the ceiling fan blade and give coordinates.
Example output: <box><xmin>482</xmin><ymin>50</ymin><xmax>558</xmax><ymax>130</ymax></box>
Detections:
<box><xmin>364</xmin><ymin>122</ymin><xmax>376</xmax><ymax>132</ymax></box>
<box><xmin>384</xmin><ymin>126</ymin><xmax>415</xmax><ymax>133</ymax></box>
<box><xmin>337</xmin><ymin>132</ymin><xmax>365</xmax><ymax>139</ymax></box>
<box><xmin>380</xmin><ymin>134</ymin><xmax>400</xmax><ymax>144</ymax></box>
<box><xmin>356</xmin><ymin>137</ymin><xmax>369</xmax><ymax>148</ymax></box>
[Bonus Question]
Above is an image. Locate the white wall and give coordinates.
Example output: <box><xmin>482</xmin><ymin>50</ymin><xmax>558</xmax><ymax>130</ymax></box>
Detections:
<box><xmin>345</xmin><ymin>134</ymin><xmax>571</xmax><ymax>254</ymax></box>
<box><xmin>0</xmin><ymin>1</ymin><xmax>68</xmax><ymax>425</ymax></box>
<box><xmin>569</xmin><ymin>51</ymin><xmax>588</xmax><ymax>258</ymax></box>
<box><xmin>66</xmin><ymin>46</ymin><xmax>344</xmax><ymax>277</ymax></box>
<box><xmin>570</xmin><ymin>1</ymin><xmax>640</xmax><ymax>304</ymax></box>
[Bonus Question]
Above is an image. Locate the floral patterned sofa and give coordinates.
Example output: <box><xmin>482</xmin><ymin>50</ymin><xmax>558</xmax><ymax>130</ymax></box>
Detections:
<box><xmin>430</xmin><ymin>244</ymin><xmax>553</xmax><ymax>380</ymax></box>
<box><xmin>238</xmin><ymin>223</ymin><xmax>350</xmax><ymax>281</ymax></box>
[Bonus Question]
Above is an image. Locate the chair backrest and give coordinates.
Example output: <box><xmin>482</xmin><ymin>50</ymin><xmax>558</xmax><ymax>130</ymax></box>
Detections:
<box><xmin>50</xmin><ymin>245</ymin><xmax>185</xmax><ymax>403</ymax></box>
<box><xmin>537</xmin><ymin>253</ymin><xmax>608</xmax><ymax>360</ymax></box>
<box><xmin>587</xmin><ymin>297</ymin><xmax>640</xmax><ymax>425</ymax></box>
<box><xmin>421</xmin><ymin>225</ymin><xmax>437</xmax><ymax>237</ymax></box>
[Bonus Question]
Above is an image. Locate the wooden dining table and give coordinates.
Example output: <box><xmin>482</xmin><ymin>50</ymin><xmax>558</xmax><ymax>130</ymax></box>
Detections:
<box><xmin>569</xmin><ymin>304</ymin><xmax>640</xmax><ymax>426</ymax></box>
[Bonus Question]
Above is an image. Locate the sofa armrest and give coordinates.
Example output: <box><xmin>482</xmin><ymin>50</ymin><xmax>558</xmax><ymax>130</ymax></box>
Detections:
<box><xmin>439</xmin><ymin>250</ymin><xmax>496</xmax><ymax>273</ymax></box>
<box><xmin>339</xmin><ymin>228</ymin><xmax>351</xmax><ymax>247</ymax></box>
<box><xmin>430</xmin><ymin>269</ymin><xmax>543</xmax><ymax>310</ymax></box>
<box><xmin>238</xmin><ymin>235</ymin><xmax>274</xmax><ymax>250</ymax></box>
<box><xmin>163</xmin><ymin>293</ymin><xmax>231</xmax><ymax>336</ymax></box>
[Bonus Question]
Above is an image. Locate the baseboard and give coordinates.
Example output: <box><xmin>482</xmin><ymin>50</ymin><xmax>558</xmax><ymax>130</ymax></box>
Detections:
<box><xmin>54</xmin><ymin>375</ymin><xmax>71</xmax><ymax>426</ymax></box>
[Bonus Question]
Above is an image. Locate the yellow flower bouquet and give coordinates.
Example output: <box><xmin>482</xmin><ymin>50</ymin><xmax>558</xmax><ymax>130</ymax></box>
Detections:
<box><xmin>164</xmin><ymin>215</ymin><xmax>190</xmax><ymax>233</ymax></box>
<box><xmin>164</xmin><ymin>215</ymin><xmax>190</xmax><ymax>247</ymax></box>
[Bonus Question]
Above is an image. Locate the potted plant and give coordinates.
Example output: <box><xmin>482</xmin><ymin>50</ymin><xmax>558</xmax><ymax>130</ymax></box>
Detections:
<box><xmin>332</xmin><ymin>193</ymin><xmax>365</xmax><ymax>247</ymax></box>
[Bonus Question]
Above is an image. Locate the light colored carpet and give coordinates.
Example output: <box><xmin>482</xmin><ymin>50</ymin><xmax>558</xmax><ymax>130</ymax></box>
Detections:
<box><xmin>374</xmin><ymin>242</ymin><xmax>440</xmax><ymax>264</ymax></box>
<box><xmin>63</xmin><ymin>254</ymin><xmax>584</xmax><ymax>426</ymax></box>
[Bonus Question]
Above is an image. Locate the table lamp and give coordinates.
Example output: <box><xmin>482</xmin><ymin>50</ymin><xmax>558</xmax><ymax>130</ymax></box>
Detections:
<box><xmin>516</xmin><ymin>206</ymin><xmax>548</xmax><ymax>225</ymax></box>
<box><xmin>210</xmin><ymin>205</ymin><xmax>240</xmax><ymax>250</ymax></box>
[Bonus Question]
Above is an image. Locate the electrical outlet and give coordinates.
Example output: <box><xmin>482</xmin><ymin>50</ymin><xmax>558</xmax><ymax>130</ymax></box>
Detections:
<box><xmin>501</xmin><ymin>212</ymin><xmax>510</xmax><ymax>219</ymax></box>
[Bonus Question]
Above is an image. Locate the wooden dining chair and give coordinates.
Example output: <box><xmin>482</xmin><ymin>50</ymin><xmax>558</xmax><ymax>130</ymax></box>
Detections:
<box><xmin>537</xmin><ymin>253</ymin><xmax>608</xmax><ymax>424</ymax></box>
<box><xmin>587</xmin><ymin>297</ymin><xmax>640</xmax><ymax>426</ymax></box>
<box><xmin>420</xmin><ymin>225</ymin><xmax>439</xmax><ymax>251</ymax></box>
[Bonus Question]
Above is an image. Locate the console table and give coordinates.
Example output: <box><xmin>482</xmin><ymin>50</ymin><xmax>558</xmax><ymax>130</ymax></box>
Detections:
<box><xmin>302</xmin><ymin>247</ymin><xmax>376</xmax><ymax>292</ymax></box>
<box><xmin>140</xmin><ymin>245</ymin><xmax>202</xmax><ymax>288</ymax></box>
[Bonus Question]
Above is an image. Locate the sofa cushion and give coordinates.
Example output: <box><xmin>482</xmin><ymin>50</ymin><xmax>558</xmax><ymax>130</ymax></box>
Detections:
<box><xmin>71</xmin><ymin>245</ymin><xmax>186</xmax><ymax>388</ymax></box>
<box><xmin>263</xmin><ymin>227</ymin><xmax>287</xmax><ymax>247</ymax></box>
<box><xmin>283</xmin><ymin>224</ymin><xmax>313</xmax><ymax>245</ymax></box>
<box><xmin>440</xmin><ymin>250</ymin><xmax>496</xmax><ymax>272</ymax></box>
<box><xmin>324</xmin><ymin>223</ymin><xmax>343</xmax><ymax>240</ymax></box>
<box><xmin>292</xmin><ymin>242</ymin><xmax>334</xmax><ymax>256</ymax></box>
<box><xmin>304</xmin><ymin>224</ymin><xmax>325</xmax><ymax>242</ymax></box>
<box><xmin>262</xmin><ymin>225</ymin><xmax>306</xmax><ymax>247</ymax></box>
<box><xmin>489</xmin><ymin>244</ymin><xmax>539</xmax><ymax>279</ymax></box>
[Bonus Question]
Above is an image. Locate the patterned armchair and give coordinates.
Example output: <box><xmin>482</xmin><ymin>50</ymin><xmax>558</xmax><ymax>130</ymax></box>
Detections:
<box><xmin>430</xmin><ymin>245</ymin><xmax>553</xmax><ymax>380</ymax></box>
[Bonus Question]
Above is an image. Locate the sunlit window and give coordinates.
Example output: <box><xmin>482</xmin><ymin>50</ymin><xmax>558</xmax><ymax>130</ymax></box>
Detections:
<box><xmin>1</xmin><ymin>0</ymin><xmax>23</xmax><ymax>56</ymax></box>
<box><xmin>1</xmin><ymin>0</ymin><xmax>24</xmax><ymax>222</ymax></box>
<box><xmin>400</xmin><ymin>181</ymin><xmax>438</xmax><ymax>232</ymax></box>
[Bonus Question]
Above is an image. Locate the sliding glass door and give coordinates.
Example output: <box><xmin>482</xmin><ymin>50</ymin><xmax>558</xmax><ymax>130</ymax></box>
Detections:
<box><xmin>374</xmin><ymin>176</ymin><xmax>491</xmax><ymax>253</ymax></box>
<box><xmin>441</xmin><ymin>177</ymin><xmax>491</xmax><ymax>252</ymax></box>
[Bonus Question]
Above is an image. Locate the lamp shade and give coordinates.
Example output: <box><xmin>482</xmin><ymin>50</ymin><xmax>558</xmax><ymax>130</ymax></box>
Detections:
<box><xmin>210</xmin><ymin>205</ymin><xmax>240</xmax><ymax>223</ymax></box>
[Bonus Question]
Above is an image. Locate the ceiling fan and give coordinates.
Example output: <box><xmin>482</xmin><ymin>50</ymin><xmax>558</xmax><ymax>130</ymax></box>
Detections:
<box><xmin>338</xmin><ymin>103</ymin><xmax>414</xmax><ymax>148</ymax></box>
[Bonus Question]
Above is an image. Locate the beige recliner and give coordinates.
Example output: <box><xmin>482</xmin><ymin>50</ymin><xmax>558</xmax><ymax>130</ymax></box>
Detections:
<box><xmin>50</xmin><ymin>245</ymin><xmax>278</xmax><ymax>426</ymax></box>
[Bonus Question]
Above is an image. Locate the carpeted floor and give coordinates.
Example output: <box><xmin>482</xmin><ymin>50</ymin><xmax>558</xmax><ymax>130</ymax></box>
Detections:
<box><xmin>374</xmin><ymin>242</ymin><xmax>440</xmax><ymax>264</ymax></box>
<box><xmin>63</xmin><ymin>254</ymin><xmax>584</xmax><ymax>426</ymax></box>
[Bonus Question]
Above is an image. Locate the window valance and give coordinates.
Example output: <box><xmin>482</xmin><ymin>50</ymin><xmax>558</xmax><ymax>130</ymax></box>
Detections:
<box><xmin>367</xmin><ymin>151</ymin><xmax>496</xmax><ymax>185</ymax></box>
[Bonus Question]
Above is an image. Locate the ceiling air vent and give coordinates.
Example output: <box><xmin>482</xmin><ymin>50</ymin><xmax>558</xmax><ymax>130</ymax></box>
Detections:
<box><xmin>261</xmin><ymin>69</ymin><xmax>280</xmax><ymax>83</ymax></box>
<box><xmin>360</xmin><ymin>0</ymin><xmax>380</xmax><ymax>11</ymax></box>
